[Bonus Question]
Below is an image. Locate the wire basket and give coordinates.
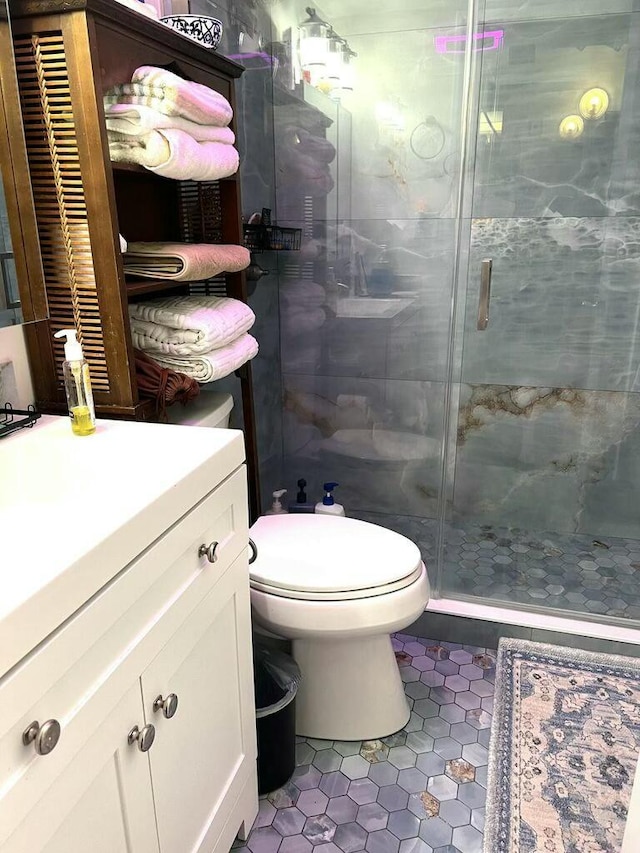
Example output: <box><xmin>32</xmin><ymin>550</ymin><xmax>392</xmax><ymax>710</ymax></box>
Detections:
<box><xmin>243</xmin><ymin>224</ymin><xmax>302</xmax><ymax>252</ymax></box>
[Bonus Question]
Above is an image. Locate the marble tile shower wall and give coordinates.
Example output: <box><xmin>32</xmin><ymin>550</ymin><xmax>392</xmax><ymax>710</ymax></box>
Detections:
<box><xmin>447</xmin><ymin>9</ymin><xmax>640</xmax><ymax>557</ymax></box>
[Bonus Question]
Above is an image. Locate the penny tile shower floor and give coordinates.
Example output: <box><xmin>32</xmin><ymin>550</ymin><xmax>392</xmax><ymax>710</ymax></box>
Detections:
<box><xmin>233</xmin><ymin>635</ymin><xmax>495</xmax><ymax>853</ymax></box>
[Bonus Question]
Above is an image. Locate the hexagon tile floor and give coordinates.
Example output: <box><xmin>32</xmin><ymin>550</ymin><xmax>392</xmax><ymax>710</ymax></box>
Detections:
<box><xmin>233</xmin><ymin>634</ymin><xmax>495</xmax><ymax>853</ymax></box>
<box><xmin>353</xmin><ymin>512</ymin><xmax>640</xmax><ymax>621</ymax></box>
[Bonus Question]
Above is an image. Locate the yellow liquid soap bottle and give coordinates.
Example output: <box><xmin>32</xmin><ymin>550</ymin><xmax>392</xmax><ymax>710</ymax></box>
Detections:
<box><xmin>54</xmin><ymin>329</ymin><xmax>96</xmax><ymax>436</ymax></box>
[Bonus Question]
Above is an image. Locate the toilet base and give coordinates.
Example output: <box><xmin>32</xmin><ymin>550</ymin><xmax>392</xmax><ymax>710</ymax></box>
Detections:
<box><xmin>293</xmin><ymin>633</ymin><xmax>410</xmax><ymax>741</ymax></box>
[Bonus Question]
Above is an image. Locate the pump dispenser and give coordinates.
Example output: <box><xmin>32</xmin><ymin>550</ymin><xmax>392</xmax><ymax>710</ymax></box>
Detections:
<box><xmin>266</xmin><ymin>489</ymin><xmax>288</xmax><ymax>515</ymax></box>
<box><xmin>53</xmin><ymin>329</ymin><xmax>96</xmax><ymax>436</ymax></box>
<box><xmin>315</xmin><ymin>482</ymin><xmax>346</xmax><ymax>516</ymax></box>
<box><xmin>289</xmin><ymin>478</ymin><xmax>315</xmax><ymax>513</ymax></box>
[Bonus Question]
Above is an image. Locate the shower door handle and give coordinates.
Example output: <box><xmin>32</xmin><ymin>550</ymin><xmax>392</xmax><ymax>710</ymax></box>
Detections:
<box><xmin>477</xmin><ymin>258</ymin><xmax>493</xmax><ymax>330</ymax></box>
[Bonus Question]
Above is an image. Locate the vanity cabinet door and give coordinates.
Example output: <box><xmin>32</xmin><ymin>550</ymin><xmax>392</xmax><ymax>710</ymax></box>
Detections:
<box><xmin>140</xmin><ymin>555</ymin><xmax>257</xmax><ymax>853</ymax></box>
<box><xmin>2</xmin><ymin>680</ymin><xmax>159</xmax><ymax>853</ymax></box>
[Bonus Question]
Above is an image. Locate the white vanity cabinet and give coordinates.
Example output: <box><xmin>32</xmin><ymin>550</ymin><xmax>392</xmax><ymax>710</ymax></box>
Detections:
<box><xmin>0</xmin><ymin>418</ymin><xmax>258</xmax><ymax>853</ymax></box>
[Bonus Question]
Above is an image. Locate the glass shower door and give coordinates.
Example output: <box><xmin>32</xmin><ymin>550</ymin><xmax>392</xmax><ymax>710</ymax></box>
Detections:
<box><xmin>439</xmin><ymin>3</ymin><xmax>640</xmax><ymax>623</ymax></box>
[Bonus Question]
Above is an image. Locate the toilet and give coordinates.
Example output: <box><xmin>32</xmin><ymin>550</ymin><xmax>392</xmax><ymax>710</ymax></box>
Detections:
<box><xmin>249</xmin><ymin>514</ymin><xmax>430</xmax><ymax>741</ymax></box>
<box><xmin>166</xmin><ymin>391</ymin><xmax>234</xmax><ymax>428</ymax></box>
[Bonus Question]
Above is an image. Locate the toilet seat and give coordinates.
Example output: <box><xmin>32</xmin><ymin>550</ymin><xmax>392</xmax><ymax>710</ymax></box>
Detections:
<box><xmin>249</xmin><ymin>514</ymin><xmax>422</xmax><ymax>601</ymax></box>
<box><xmin>250</xmin><ymin>562</ymin><xmax>424</xmax><ymax>601</ymax></box>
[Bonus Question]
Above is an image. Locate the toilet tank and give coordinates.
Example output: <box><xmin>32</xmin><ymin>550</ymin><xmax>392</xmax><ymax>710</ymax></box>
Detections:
<box><xmin>166</xmin><ymin>391</ymin><xmax>234</xmax><ymax>429</ymax></box>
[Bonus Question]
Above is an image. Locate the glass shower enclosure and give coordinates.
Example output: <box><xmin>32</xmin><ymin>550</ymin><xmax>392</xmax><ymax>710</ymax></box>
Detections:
<box><xmin>275</xmin><ymin>0</ymin><xmax>640</xmax><ymax>628</ymax></box>
<box><xmin>439</xmin><ymin>0</ymin><xmax>640</xmax><ymax>624</ymax></box>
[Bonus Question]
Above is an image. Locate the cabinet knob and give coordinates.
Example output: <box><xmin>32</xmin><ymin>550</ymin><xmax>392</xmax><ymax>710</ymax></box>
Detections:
<box><xmin>198</xmin><ymin>541</ymin><xmax>218</xmax><ymax>563</ymax></box>
<box><xmin>22</xmin><ymin>719</ymin><xmax>61</xmax><ymax>755</ymax></box>
<box><xmin>153</xmin><ymin>692</ymin><xmax>179</xmax><ymax>719</ymax></box>
<box><xmin>128</xmin><ymin>723</ymin><xmax>156</xmax><ymax>752</ymax></box>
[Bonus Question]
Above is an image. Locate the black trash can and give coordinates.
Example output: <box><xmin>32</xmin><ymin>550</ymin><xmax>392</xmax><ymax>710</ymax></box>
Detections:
<box><xmin>254</xmin><ymin>645</ymin><xmax>301</xmax><ymax>794</ymax></box>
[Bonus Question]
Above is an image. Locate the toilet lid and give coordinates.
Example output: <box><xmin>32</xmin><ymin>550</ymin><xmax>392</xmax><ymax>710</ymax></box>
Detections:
<box><xmin>249</xmin><ymin>514</ymin><xmax>422</xmax><ymax>598</ymax></box>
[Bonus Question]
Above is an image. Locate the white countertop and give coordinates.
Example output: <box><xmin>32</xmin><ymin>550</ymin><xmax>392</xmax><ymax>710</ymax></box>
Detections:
<box><xmin>0</xmin><ymin>416</ymin><xmax>245</xmax><ymax>676</ymax></box>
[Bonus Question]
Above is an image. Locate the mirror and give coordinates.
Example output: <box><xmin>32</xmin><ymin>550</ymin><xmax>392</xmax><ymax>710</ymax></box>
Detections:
<box><xmin>0</xmin><ymin>0</ymin><xmax>48</xmax><ymax>327</ymax></box>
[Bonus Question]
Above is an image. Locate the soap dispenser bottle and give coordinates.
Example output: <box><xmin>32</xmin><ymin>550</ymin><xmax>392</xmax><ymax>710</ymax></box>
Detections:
<box><xmin>266</xmin><ymin>489</ymin><xmax>288</xmax><ymax>515</ymax></box>
<box><xmin>289</xmin><ymin>478</ymin><xmax>315</xmax><ymax>514</ymax></box>
<box><xmin>315</xmin><ymin>482</ymin><xmax>346</xmax><ymax>516</ymax></box>
<box><xmin>53</xmin><ymin>329</ymin><xmax>96</xmax><ymax>436</ymax></box>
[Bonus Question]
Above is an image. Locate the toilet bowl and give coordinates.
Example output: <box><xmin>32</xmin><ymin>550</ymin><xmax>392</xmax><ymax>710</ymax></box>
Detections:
<box><xmin>249</xmin><ymin>514</ymin><xmax>430</xmax><ymax>741</ymax></box>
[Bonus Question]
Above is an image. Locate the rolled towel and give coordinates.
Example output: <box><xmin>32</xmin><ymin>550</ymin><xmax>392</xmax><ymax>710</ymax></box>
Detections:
<box><xmin>124</xmin><ymin>243</ymin><xmax>250</xmax><ymax>281</ymax></box>
<box><xmin>104</xmin><ymin>103</ymin><xmax>235</xmax><ymax>144</ymax></box>
<box><xmin>129</xmin><ymin>295</ymin><xmax>255</xmax><ymax>355</ymax></box>
<box><xmin>104</xmin><ymin>65</ymin><xmax>233</xmax><ymax>127</ymax></box>
<box><xmin>108</xmin><ymin>128</ymin><xmax>239</xmax><ymax>181</ymax></box>
<box><xmin>143</xmin><ymin>333</ymin><xmax>259</xmax><ymax>383</ymax></box>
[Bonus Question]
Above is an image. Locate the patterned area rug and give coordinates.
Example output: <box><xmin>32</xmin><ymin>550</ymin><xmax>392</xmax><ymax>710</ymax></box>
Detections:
<box><xmin>484</xmin><ymin>638</ymin><xmax>640</xmax><ymax>853</ymax></box>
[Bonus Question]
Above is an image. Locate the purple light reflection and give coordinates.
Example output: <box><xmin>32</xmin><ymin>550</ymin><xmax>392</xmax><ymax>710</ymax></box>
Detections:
<box><xmin>434</xmin><ymin>30</ymin><xmax>504</xmax><ymax>54</ymax></box>
<box><xmin>226</xmin><ymin>51</ymin><xmax>276</xmax><ymax>65</ymax></box>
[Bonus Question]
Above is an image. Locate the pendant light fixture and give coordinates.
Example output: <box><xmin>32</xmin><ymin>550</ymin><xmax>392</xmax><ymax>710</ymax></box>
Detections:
<box><xmin>298</xmin><ymin>6</ymin><xmax>356</xmax><ymax>96</ymax></box>
<box><xmin>298</xmin><ymin>7</ymin><xmax>331</xmax><ymax>87</ymax></box>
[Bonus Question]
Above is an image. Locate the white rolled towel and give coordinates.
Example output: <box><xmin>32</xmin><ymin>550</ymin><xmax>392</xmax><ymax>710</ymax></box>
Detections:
<box><xmin>108</xmin><ymin>128</ymin><xmax>239</xmax><ymax>181</ymax></box>
<box><xmin>104</xmin><ymin>103</ymin><xmax>235</xmax><ymax>144</ymax></box>
<box><xmin>129</xmin><ymin>296</ymin><xmax>255</xmax><ymax>354</ymax></box>
<box><xmin>145</xmin><ymin>334</ymin><xmax>259</xmax><ymax>383</ymax></box>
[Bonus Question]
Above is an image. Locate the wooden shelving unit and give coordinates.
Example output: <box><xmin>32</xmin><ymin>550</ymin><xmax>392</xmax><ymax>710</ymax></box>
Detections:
<box><xmin>9</xmin><ymin>0</ymin><xmax>261</xmax><ymax>519</ymax></box>
<box><xmin>124</xmin><ymin>279</ymin><xmax>191</xmax><ymax>297</ymax></box>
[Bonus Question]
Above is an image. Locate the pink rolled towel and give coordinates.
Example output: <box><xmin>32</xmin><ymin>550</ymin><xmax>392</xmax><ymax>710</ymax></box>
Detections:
<box><xmin>108</xmin><ymin>127</ymin><xmax>239</xmax><ymax>180</ymax></box>
<box><xmin>123</xmin><ymin>242</ymin><xmax>250</xmax><ymax>281</ymax></box>
<box><xmin>104</xmin><ymin>103</ymin><xmax>235</xmax><ymax>144</ymax></box>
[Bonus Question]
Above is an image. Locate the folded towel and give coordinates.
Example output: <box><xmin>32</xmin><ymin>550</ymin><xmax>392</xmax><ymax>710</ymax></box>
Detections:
<box><xmin>108</xmin><ymin>128</ymin><xmax>239</xmax><ymax>181</ymax></box>
<box><xmin>104</xmin><ymin>103</ymin><xmax>235</xmax><ymax>145</ymax></box>
<box><xmin>129</xmin><ymin>295</ymin><xmax>255</xmax><ymax>354</ymax></box>
<box><xmin>144</xmin><ymin>333</ymin><xmax>259</xmax><ymax>383</ymax></box>
<box><xmin>104</xmin><ymin>65</ymin><xmax>233</xmax><ymax>127</ymax></box>
<box><xmin>124</xmin><ymin>243</ymin><xmax>250</xmax><ymax>281</ymax></box>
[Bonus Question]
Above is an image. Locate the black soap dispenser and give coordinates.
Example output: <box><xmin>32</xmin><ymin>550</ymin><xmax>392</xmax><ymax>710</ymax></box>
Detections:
<box><xmin>288</xmin><ymin>478</ymin><xmax>316</xmax><ymax>514</ymax></box>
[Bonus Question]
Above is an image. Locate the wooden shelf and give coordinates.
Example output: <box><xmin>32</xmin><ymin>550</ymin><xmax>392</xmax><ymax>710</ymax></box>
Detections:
<box><xmin>13</xmin><ymin>0</ymin><xmax>245</xmax><ymax>79</ymax></box>
<box><xmin>10</xmin><ymin>0</ymin><xmax>261</xmax><ymax>521</ymax></box>
<box><xmin>111</xmin><ymin>161</ymin><xmax>239</xmax><ymax>184</ymax></box>
<box><xmin>125</xmin><ymin>278</ymin><xmax>190</xmax><ymax>297</ymax></box>
<box><xmin>111</xmin><ymin>161</ymin><xmax>147</xmax><ymax>174</ymax></box>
